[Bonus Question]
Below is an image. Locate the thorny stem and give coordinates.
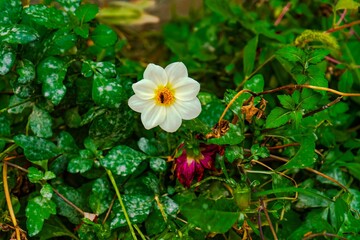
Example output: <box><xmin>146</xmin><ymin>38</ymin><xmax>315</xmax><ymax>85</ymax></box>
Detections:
<box><xmin>1</xmin><ymin>145</ymin><xmax>21</xmax><ymax>240</ymax></box>
<box><xmin>106</xmin><ymin>169</ymin><xmax>138</xmax><ymax>240</ymax></box>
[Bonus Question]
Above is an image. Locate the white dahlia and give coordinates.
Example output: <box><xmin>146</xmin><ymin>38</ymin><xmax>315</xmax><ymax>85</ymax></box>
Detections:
<box><xmin>128</xmin><ymin>62</ymin><xmax>201</xmax><ymax>132</ymax></box>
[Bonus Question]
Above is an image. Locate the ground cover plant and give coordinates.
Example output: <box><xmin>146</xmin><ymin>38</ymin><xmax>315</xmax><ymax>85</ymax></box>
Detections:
<box><xmin>1</xmin><ymin>0</ymin><xmax>360</xmax><ymax>239</ymax></box>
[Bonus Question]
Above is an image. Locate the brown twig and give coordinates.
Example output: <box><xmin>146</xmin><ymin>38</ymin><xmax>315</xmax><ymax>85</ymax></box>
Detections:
<box><xmin>326</xmin><ymin>19</ymin><xmax>360</xmax><ymax>33</ymax></box>
<box><xmin>259</xmin><ymin>199</ymin><xmax>278</xmax><ymax>240</ymax></box>
<box><xmin>267</xmin><ymin>143</ymin><xmax>300</xmax><ymax>150</ymax></box>
<box><xmin>303</xmin><ymin>96</ymin><xmax>343</xmax><ymax>118</ymax></box>
<box><xmin>103</xmin><ymin>194</ymin><xmax>116</xmax><ymax>225</ymax></box>
<box><xmin>274</xmin><ymin>2</ymin><xmax>291</xmax><ymax>26</ymax></box>
<box><xmin>264</xmin><ymin>153</ymin><xmax>349</xmax><ymax>191</ymax></box>
<box><xmin>52</xmin><ymin>187</ymin><xmax>85</xmax><ymax>216</ymax></box>
<box><xmin>336</xmin><ymin>9</ymin><xmax>347</xmax><ymax>26</ymax></box>
<box><xmin>302</xmin><ymin>231</ymin><xmax>347</xmax><ymax>240</ymax></box>
<box><xmin>305</xmin><ymin>167</ymin><xmax>348</xmax><ymax>192</ymax></box>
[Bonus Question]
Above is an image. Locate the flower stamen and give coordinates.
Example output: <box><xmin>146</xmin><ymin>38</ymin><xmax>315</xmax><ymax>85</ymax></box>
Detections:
<box><xmin>155</xmin><ymin>87</ymin><xmax>175</xmax><ymax>106</ymax></box>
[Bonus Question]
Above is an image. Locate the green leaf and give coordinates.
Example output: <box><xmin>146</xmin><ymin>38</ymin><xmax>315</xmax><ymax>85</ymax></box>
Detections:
<box><xmin>75</xmin><ymin>4</ymin><xmax>99</xmax><ymax>23</ymax></box>
<box><xmin>43</xmin><ymin>171</ymin><xmax>56</xmax><ymax>181</ymax></box>
<box><xmin>89</xmin><ymin>177</ymin><xmax>112</xmax><ymax>215</ymax></box>
<box><xmin>0</xmin><ymin>44</ymin><xmax>15</xmax><ymax>75</ymax></box>
<box><xmin>225</xmin><ymin>145</ymin><xmax>243</xmax><ymax>163</ymax></box>
<box><xmin>278</xmin><ymin>135</ymin><xmax>316</xmax><ymax>170</ymax></box>
<box><xmin>0</xmin><ymin>114</ymin><xmax>10</xmax><ymax>151</ymax></box>
<box><xmin>278</xmin><ymin>94</ymin><xmax>295</xmax><ymax>110</ymax></box>
<box><xmin>250</xmin><ymin>144</ymin><xmax>270</xmax><ymax>159</ymax></box>
<box><xmin>74</xmin><ymin>24</ymin><xmax>90</xmax><ymax>38</ymax></box>
<box><xmin>91</xmin><ymin>25</ymin><xmax>117</xmax><ymax>47</ymax></box>
<box><xmin>149</xmin><ymin>158</ymin><xmax>167</xmax><ymax>172</ymax></box>
<box><xmin>64</xmin><ymin>107</ymin><xmax>82</xmax><ymax>128</ymax></box>
<box><xmin>40</xmin><ymin>184</ymin><xmax>54</xmax><ymax>200</ymax></box>
<box><xmin>24</xmin><ymin>5</ymin><xmax>67</xmax><ymax>29</ymax></box>
<box><xmin>100</xmin><ymin>145</ymin><xmax>147</xmax><ymax>176</ymax></box>
<box><xmin>307</xmin><ymin>65</ymin><xmax>328</xmax><ymax>89</ymax></box>
<box><xmin>37</xmin><ymin>216</ymin><xmax>78</xmax><ymax>240</ymax></box>
<box><xmin>243</xmin><ymin>35</ymin><xmax>258</xmax><ymax>77</ymax></box>
<box><xmin>330</xmin><ymin>196</ymin><xmax>348</xmax><ymax>231</ymax></box>
<box><xmin>56</xmin><ymin>0</ymin><xmax>81</xmax><ymax>12</ymax></box>
<box><xmin>181</xmin><ymin>198</ymin><xmax>239</xmax><ymax>233</ymax></box>
<box><xmin>244</xmin><ymin>74</ymin><xmax>264</xmax><ymax>93</ymax></box>
<box><xmin>338</xmin><ymin>70</ymin><xmax>353</xmax><ymax>93</ymax></box>
<box><xmin>0</xmin><ymin>0</ymin><xmax>22</xmax><ymax>24</ymax></box>
<box><xmin>299</xmin><ymin>89</ymin><xmax>321</xmax><ymax>111</ymax></box>
<box><xmin>7</xmin><ymin>95</ymin><xmax>32</xmax><ymax>114</ymax></box>
<box><xmin>28</xmin><ymin>167</ymin><xmax>44</xmax><ymax>183</ymax></box>
<box><xmin>335</xmin><ymin>0</ymin><xmax>360</xmax><ymax>10</ymax></box>
<box><xmin>0</xmin><ymin>24</ymin><xmax>39</xmax><ymax>44</ymax></box>
<box><xmin>37</xmin><ymin>56</ymin><xmax>68</xmax><ymax>105</ymax></box>
<box><xmin>158</xmin><ymin>196</ymin><xmax>179</xmax><ymax>217</ymax></box>
<box><xmin>89</xmin><ymin>107</ymin><xmax>134</xmax><ymax>149</ymax></box>
<box><xmin>265</xmin><ymin>107</ymin><xmax>292</xmax><ymax>128</ymax></box>
<box><xmin>57</xmin><ymin>131</ymin><xmax>79</xmax><ymax>154</ymax></box>
<box><xmin>44</xmin><ymin>28</ymin><xmax>77</xmax><ymax>56</ymax></box>
<box><xmin>208</xmin><ymin>123</ymin><xmax>245</xmax><ymax>145</ymax></box>
<box><xmin>26</xmin><ymin>196</ymin><xmax>57</xmax><ymax>236</ymax></box>
<box><xmin>92</xmin><ymin>74</ymin><xmax>124</xmax><ymax>108</ymax></box>
<box><xmin>308</xmin><ymin>49</ymin><xmax>330</xmax><ymax>64</ymax></box>
<box><xmin>16</xmin><ymin>59</ymin><xmax>36</xmax><ymax>84</ymax></box>
<box><xmin>67</xmin><ymin>156</ymin><xmax>93</xmax><ymax>173</ymax></box>
<box><xmin>110</xmin><ymin>194</ymin><xmax>153</xmax><ymax>229</ymax></box>
<box><xmin>14</xmin><ymin>135</ymin><xmax>60</xmax><ymax>161</ymax></box>
<box><xmin>291</xmin><ymin>110</ymin><xmax>303</xmax><ymax>129</ymax></box>
<box><xmin>204</xmin><ymin>0</ymin><xmax>235</xmax><ymax>19</ymax></box>
<box><xmin>276</xmin><ymin>46</ymin><xmax>305</xmax><ymax>62</ymax></box>
<box><xmin>29</xmin><ymin>106</ymin><xmax>53</xmax><ymax>138</ymax></box>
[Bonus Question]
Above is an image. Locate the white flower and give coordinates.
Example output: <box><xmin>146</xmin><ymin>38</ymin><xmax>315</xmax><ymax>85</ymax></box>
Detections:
<box><xmin>128</xmin><ymin>62</ymin><xmax>201</xmax><ymax>133</ymax></box>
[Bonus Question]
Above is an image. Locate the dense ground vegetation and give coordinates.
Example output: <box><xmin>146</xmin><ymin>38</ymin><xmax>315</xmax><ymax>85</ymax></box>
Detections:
<box><xmin>1</xmin><ymin>0</ymin><xmax>360</xmax><ymax>239</ymax></box>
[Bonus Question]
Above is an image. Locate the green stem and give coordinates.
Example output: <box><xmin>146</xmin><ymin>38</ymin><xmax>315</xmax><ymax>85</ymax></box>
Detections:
<box><xmin>106</xmin><ymin>169</ymin><xmax>137</xmax><ymax>240</ymax></box>
<box><xmin>133</xmin><ymin>225</ymin><xmax>146</xmax><ymax>240</ymax></box>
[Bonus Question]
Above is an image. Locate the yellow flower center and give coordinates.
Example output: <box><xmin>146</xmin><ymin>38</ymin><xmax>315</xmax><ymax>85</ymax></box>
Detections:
<box><xmin>155</xmin><ymin>86</ymin><xmax>175</xmax><ymax>106</ymax></box>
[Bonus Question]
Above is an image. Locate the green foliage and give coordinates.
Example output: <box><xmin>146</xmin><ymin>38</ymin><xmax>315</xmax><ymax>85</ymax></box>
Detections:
<box><xmin>1</xmin><ymin>0</ymin><xmax>360</xmax><ymax>239</ymax></box>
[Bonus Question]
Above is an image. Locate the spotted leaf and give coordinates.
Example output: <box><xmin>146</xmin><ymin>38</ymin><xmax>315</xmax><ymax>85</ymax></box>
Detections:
<box><xmin>37</xmin><ymin>56</ymin><xmax>68</xmax><ymax>105</ymax></box>
<box><xmin>100</xmin><ymin>145</ymin><xmax>147</xmax><ymax>176</ymax></box>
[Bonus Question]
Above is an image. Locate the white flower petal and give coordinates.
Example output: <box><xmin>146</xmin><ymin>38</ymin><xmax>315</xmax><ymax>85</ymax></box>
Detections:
<box><xmin>159</xmin><ymin>106</ymin><xmax>182</xmax><ymax>133</ymax></box>
<box><xmin>141</xmin><ymin>105</ymin><xmax>166</xmax><ymax>130</ymax></box>
<box><xmin>173</xmin><ymin>77</ymin><xmax>200</xmax><ymax>101</ymax></box>
<box><xmin>128</xmin><ymin>95</ymin><xmax>154</xmax><ymax>113</ymax></box>
<box><xmin>165</xmin><ymin>62</ymin><xmax>188</xmax><ymax>85</ymax></box>
<box><xmin>132</xmin><ymin>79</ymin><xmax>156</xmax><ymax>100</ymax></box>
<box><xmin>144</xmin><ymin>63</ymin><xmax>167</xmax><ymax>86</ymax></box>
<box><xmin>173</xmin><ymin>98</ymin><xmax>202</xmax><ymax>120</ymax></box>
